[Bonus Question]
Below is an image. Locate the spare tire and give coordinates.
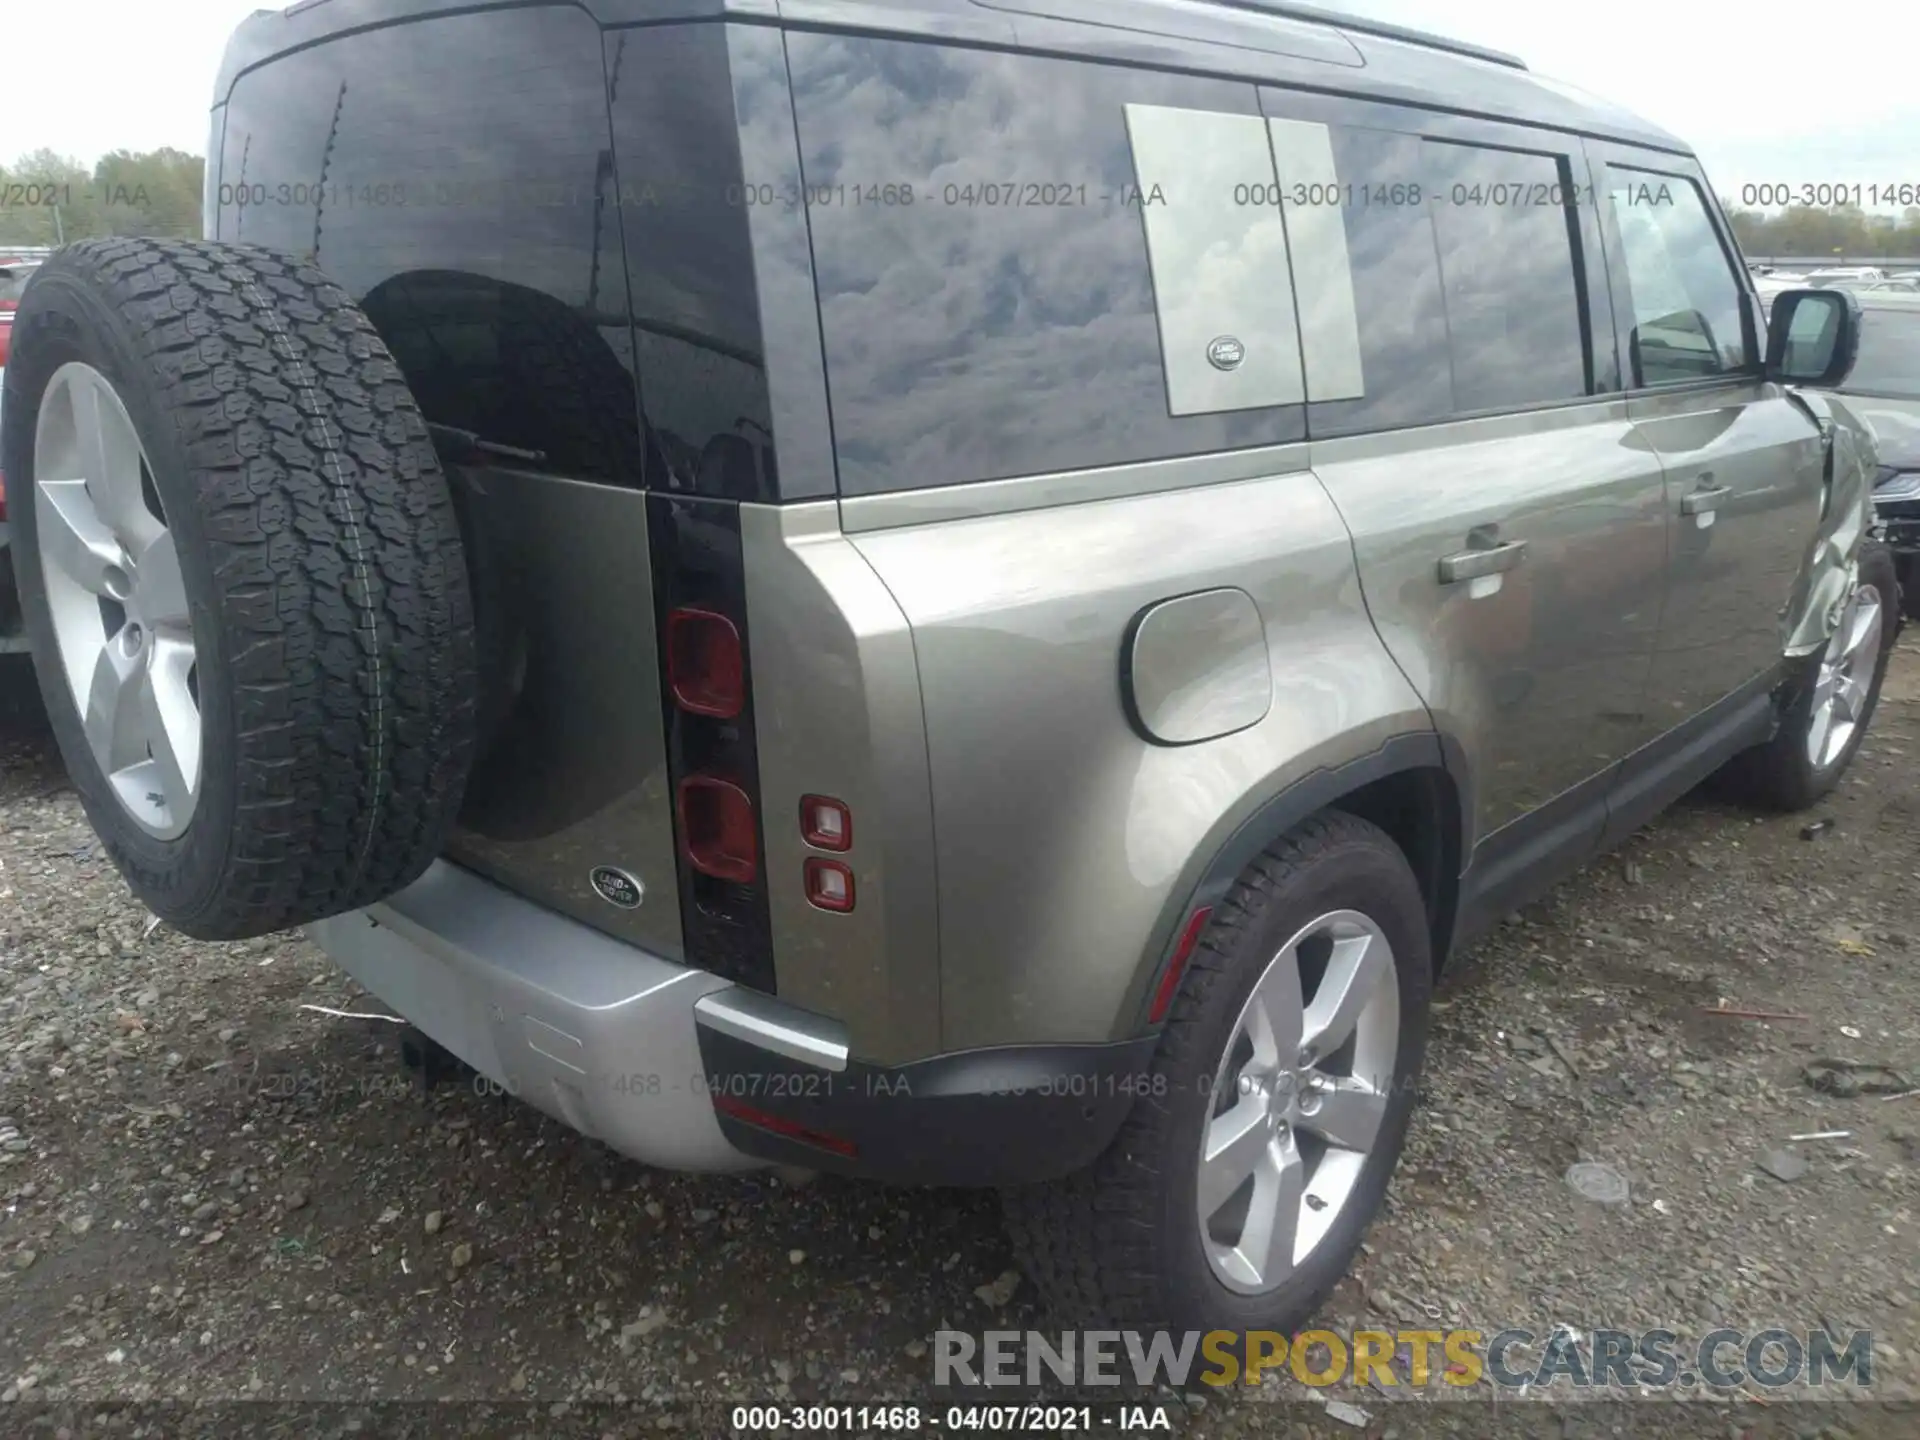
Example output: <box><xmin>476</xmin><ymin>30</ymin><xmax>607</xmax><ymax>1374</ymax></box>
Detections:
<box><xmin>0</xmin><ymin>238</ymin><xmax>476</xmax><ymax>939</ymax></box>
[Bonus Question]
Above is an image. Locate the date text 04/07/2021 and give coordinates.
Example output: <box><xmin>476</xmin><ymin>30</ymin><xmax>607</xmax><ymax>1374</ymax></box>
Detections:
<box><xmin>729</xmin><ymin>1403</ymin><xmax>1179</xmax><ymax>1433</ymax></box>
<box><xmin>472</xmin><ymin>1070</ymin><xmax>1181</xmax><ymax>1102</ymax></box>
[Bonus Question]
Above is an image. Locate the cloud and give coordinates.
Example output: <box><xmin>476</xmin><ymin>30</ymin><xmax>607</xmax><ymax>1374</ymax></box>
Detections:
<box><xmin>1339</xmin><ymin>0</ymin><xmax>1920</xmax><ymax>206</ymax></box>
<box><xmin>12</xmin><ymin>0</ymin><xmax>1915</xmax><ymax>219</ymax></box>
<box><xmin>10</xmin><ymin>0</ymin><xmax>265</xmax><ymax>164</ymax></box>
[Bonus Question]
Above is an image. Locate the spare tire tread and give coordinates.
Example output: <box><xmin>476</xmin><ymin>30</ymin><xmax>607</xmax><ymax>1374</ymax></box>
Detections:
<box><xmin>11</xmin><ymin>237</ymin><xmax>474</xmax><ymax>938</ymax></box>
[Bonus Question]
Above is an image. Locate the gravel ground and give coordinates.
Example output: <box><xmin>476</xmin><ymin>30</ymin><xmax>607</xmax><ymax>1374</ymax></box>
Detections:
<box><xmin>4</xmin><ymin>643</ymin><xmax>1920</xmax><ymax>1439</ymax></box>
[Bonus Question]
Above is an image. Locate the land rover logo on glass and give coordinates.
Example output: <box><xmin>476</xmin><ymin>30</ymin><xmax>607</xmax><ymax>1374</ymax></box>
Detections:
<box><xmin>590</xmin><ymin>867</ymin><xmax>644</xmax><ymax>909</ymax></box>
<box><xmin>1206</xmin><ymin>336</ymin><xmax>1246</xmax><ymax>371</ymax></box>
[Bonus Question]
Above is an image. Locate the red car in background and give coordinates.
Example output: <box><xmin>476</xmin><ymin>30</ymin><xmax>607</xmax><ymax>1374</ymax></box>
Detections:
<box><xmin>0</xmin><ymin>256</ymin><xmax>36</xmax><ymax>367</ymax></box>
<box><xmin>2</xmin><ymin>257</ymin><xmax>45</xmax><ymax>653</ymax></box>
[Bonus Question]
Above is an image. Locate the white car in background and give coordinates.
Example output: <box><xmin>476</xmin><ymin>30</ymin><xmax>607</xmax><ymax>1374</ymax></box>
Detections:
<box><xmin>1806</xmin><ymin>266</ymin><xmax>1887</xmax><ymax>287</ymax></box>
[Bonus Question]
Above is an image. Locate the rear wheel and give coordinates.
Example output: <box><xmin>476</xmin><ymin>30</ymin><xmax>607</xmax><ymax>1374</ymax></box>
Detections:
<box><xmin>3</xmin><ymin>238</ymin><xmax>477</xmax><ymax>939</ymax></box>
<box><xmin>1003</xmin><ymin>812</ymin><xmax>1430</xmax><ymax>1335</ymax></box>
<box><xmin>1713</xmin><ymin>544</ymin><xmax>1899</xmax><ymax>812</ymax></box>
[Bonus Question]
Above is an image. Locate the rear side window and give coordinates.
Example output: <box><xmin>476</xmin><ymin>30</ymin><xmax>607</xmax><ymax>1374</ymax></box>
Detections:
<box><xmin>217</xmin><ymin>8</ymin><xmax>648</xmax><ymax>485</ymax></box>
<box><xmin>1258</xmin><ymin>102</ymin><xmax>1604</xmax><ymax>439</ymax></box>
<box><xmin>786</xmin><ymin>36</ymin><xmax>1305</xmax><ymax>496</ymax></box>
<box><xmin>1270</xmin><ymin>122</ymin><xmax>1454</xmax><ymax>438</ymax></box>
<box><xmin>1602</xmin><ymin>168</ymin><xmax>1749</xmax><ymax>385</ymax></box>
<box><xmin>1424</xmin><ymin>141</ymin><xmax>1590</xmax><ymax>412</ymax></box>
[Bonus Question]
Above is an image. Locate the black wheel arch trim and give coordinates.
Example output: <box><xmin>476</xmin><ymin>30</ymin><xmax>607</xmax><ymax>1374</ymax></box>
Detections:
<box><xmin>694</xmin><ymin>1023</ymin><xmax>1162</xmax><ymax>1186</ymax></box>
<box><xmin>1131</xmin><ymin>730</ymin><xmax>1469</xmax><ymax>1034</ymax></box>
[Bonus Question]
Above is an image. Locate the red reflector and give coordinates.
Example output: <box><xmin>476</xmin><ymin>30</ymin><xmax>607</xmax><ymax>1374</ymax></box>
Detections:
<box><xmin>678</xmin><ymin>775</ymin><xmax>757</xmax><ymax>883</ymax></box>
<box><xmin>1149</xmin><ymin>906</ymin><xmax>1213</xmax><ymax>1023</ymax></box>
<box><xmin>799</xmin><ymin>795</ymin><xmax>852</xmax><ymax>852</ymax></box>
<box><xmin>712</xmin><ymin>1093</ymin><xmax>858</xmax><ymax>1158</ymax></box>
<box><xmin>803</xmin><ymin>858</ymin><xmax>855</xmax><ymax>912</ymax></box>
<box><xmin>666</xmin><ymin>607</ymin><xmax>744</xmax><ymax>718</ymax></box>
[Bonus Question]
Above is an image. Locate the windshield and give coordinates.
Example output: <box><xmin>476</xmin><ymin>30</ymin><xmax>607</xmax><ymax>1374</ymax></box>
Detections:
<box><xmin>1841</xmin><ymin>307</ymin><xmax>1920</xmax><ymax>398</ymax></box>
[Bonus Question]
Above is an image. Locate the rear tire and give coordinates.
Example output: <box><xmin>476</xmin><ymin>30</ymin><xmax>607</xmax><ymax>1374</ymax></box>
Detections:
<box><xmin>1003</xmin><ymin>812</ymin><xmax>1430</xmax><ymax>1336</ymax></box>
<box><xmin>1713</xmin><ymin>544</ymin><xmax>1899</xmax><ymax>813</ymax></box>
<box><xmin>1896</xmin><ymin>552</ymin><xmax>1920</xmax><ymax>622</ymax></box>
<box><xmin>2</xmin><ymin>238</ymin><xmax>476</xmax><ymax>939</ymax></box>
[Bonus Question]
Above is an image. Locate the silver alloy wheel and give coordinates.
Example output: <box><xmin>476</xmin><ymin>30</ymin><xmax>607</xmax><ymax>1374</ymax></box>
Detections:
<box><xmin>1198</xmin><ymin>909</ymin><xmax>1399</xmax><ymax>1295</ymax></box>
<box><xmin>32</xmin><ymin>361</ymin><xmax>201</xmax><ymax>840</ymax></box>
<box><xmin>1806</xmin><ymin>580</ymin><xmax>1884</xmax><ymax>771</ymax></box>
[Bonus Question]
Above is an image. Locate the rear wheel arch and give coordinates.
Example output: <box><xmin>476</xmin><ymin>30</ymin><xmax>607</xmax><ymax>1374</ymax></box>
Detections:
<box><xmin>1132</xmin><ymin>735</ymin><xmax>1467</xmax><ymax>1032</ymax></box>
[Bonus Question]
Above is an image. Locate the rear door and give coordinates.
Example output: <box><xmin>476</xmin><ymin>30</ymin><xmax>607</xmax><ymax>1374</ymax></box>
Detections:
<box><xmin>216</xmin><ymin>6</ymin><xmax>696</xmax><ymax>960</ymax></box>
<box><xmin>212</xmin><ymin>7</ymin><xmax>788</xmax><ymax>977</ymax></box>
<box><xmin>1277</xmin><ymin>95</ymin><xmax>1668</xmax><ymax>859</ymax></box>
<box><xmin>1589</xmin><ymin>146</ymin><xmax>1828</xmax><ymax>728</ymax></box>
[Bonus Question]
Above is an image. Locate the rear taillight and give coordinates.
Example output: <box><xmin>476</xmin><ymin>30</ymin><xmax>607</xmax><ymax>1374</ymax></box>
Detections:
<box><xmin>678</xmin><ymin>775</ymin><xmax>757</xmax><ymax>883</ymax></box>
<box><xmin>666</xmin><ymin>607</ymin><xmax>744</xmax><ymax>718</ymax></box>
<box><xmin>803</xmin><ymin>858</ymin><xmax>855</xmax><ymax>913</ymax></box>
<box><xmin>649</xmin><ymin>495</ymin><xmax>776</xmax><ymax>993</ymax></box>
<box><xmin>0</xmin><ymin>320</ymin><xmax>12</xmax><ymax>369</ymax></box>
<box><xmin>799</xmin><ymin>795</ymin><xmax>852</xmax><ymax>852</ymax></box>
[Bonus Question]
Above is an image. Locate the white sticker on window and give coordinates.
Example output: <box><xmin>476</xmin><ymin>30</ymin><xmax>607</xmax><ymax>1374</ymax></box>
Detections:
<box><xmin>1124</xmin><ymin>104</ymin><xmax>1305</xmax><ymax>416</ymax></box>
<box><xmin>1267</xmin><ymin>117</ymin><xmax>1365</xmax><ymax>403</ymax></box>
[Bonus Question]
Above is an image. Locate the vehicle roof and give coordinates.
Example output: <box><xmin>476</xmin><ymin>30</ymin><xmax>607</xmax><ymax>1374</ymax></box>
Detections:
<box><xmin>212</xmin><ymin>0</ymin><xmax>1689</xmax><ymax>155</ymax></box>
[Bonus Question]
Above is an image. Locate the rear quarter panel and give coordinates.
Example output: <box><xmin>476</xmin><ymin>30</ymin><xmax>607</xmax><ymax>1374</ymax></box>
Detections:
<box><xmin>849</xmin><ymin>467</ymin><xmax>1432</xmax><ymax>1052</ymax></box>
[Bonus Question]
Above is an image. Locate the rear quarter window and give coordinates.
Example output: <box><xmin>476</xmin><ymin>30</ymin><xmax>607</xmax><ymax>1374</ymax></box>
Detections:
<box><xmin>216</xmin><ymin>8</ymin><xmax>647</xmax><ymax>484</ymax></box>
<box><xmin>786</xmin><ymin>36</ymin><xmax>1305</xmax><ymax>496</ymax></box>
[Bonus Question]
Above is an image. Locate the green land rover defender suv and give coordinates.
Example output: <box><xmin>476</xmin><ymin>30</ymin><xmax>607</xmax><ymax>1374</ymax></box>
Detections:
<box><xmin>0</xmin><ymin>0</ymin><xmax>1896</xmax><ymax>1336</ymax></box>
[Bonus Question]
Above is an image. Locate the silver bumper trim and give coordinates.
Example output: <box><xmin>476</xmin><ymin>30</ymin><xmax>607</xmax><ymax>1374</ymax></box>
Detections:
<box><xmin>694</xmin><ymin>987</ymin><xmax>850</xmax><ymax>1073</ymax></box>
<box><xmin>307</xmin><ymin>860</ymin><xmax>828</xmax><ymax>1173</ymax></box>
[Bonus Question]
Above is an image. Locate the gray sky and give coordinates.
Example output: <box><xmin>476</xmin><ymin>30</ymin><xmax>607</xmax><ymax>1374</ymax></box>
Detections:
<box><xmin>10</xmin><ymin>0</ymin><xmax>1920</xmax><ymax>207</ymax></box>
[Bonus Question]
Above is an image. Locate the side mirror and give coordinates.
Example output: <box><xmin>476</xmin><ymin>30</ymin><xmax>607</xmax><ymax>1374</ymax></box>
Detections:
<box><xmin>1765</xmin><ymin>287</ymin><xmax>1861</xmax><ymax>387</ymax></box>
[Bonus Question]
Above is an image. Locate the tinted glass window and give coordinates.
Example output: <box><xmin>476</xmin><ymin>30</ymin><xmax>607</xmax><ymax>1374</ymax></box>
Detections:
<box><xmin>1286</xmin><ymin>125</ymin><xmax>1454</xmax><ymax>438</ymax></box>
<box><xmin>787</xmin><ymin>36</ymin><xmax>1305</xmax><ymax>495</ymax></box>
<box><xmin>1425</xmin><ymin>141</ymin><xmax>1589</xmax><ymax>412</ymax></box>
<box><xmin>1843</xmin><ymin>308</ymin><xmax>1920</xmax><ymax>398</ymax></box>
<box><xmin>1604</xmin><ymin>169</ymin><xmax>1748</xmax><ymax>385</ymax></box>
<box><xmin>604</xmin><ymin>25</ymin><xmax>779</xmax><ymax>500</ymax></box>
<box><xmin>218</xmin><ymin>9</ymin><xmax>647</xmax><ymax>485</ymax></box>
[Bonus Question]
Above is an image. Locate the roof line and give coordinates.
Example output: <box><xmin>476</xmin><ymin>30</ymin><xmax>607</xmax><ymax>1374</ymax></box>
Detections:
<box><xmin>1205</xmin><ymin>0</ymin><xmax>1528</xmax><ymax>70</ymax></box>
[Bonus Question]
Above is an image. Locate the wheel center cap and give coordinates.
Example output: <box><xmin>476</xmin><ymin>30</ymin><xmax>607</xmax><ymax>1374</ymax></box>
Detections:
<box><xmin>1268</xmin><ymin>1070</ymin><xmax>1298</xmax><ymax>1108</ymax></box>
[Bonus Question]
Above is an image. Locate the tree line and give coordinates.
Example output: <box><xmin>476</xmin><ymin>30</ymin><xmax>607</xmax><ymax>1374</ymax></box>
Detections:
<box><xmin>0</xmin><ymin>149</ymin><xmax>205</xmax><ymax>248</ymax></box>
<box><xmin>1725</xmin><ymin>203</ymin><xmax>1920</xmax><ymax>261</ymax></box>
<box><xmin>7</xmin><ymin>146</ymin><xmax>1920</xmax><ymax>263</ymax></box>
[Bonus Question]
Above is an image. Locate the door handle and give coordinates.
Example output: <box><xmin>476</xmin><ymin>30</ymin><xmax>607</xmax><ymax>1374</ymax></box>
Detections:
<box><xmin>1680</xmin><ymin>485</ymin><xmax>1733</xmax><ymax>515</ymax></box>
<box><xmin>1437</xmin><ymin>539</ymin><xmax>1528</xmax><ymax>584</ymax></box>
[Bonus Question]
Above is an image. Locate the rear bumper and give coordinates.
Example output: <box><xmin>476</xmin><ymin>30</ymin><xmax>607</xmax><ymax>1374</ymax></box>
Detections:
<box><xmin>696</xmin><ymin>1024</ymin><xmax>1156</xmax><ymax>1187</ymax></box>
<box><xmin>306</xmin><ymin>861</ymin><xmax>1150</xmax><ymax>1185</ymax></box>
<box><xmin>308</xmin><ymin>861</ymin><xmax>770</xmax><ymax>1172</ymax></box>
